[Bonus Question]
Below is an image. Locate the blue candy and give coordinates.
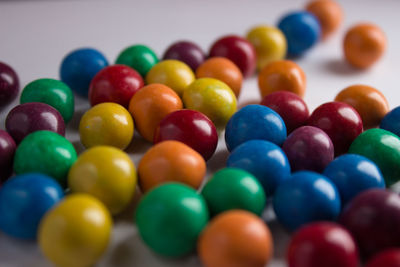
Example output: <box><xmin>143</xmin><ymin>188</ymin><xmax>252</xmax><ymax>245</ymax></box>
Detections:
<box><xmin>380</xmin><ymin>106</ymin><xmax>400</xmax><ymax>137</ymax></box>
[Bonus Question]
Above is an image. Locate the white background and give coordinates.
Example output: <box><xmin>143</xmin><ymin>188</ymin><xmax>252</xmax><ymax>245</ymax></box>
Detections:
<box><xmin>1</xmin><ymin>0</ymin><xmax>399</xmax><ymax>266</ymax></box>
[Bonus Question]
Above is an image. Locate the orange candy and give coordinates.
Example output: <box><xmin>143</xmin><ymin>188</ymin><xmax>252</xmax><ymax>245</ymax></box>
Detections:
<box><xmin>335</xmin><ymin>84</ymin><xmax>389</xmax><ymax>129</ymax></box>
<box><xmin>258</xmin><ymin>60</ymin><xmax>306</xmax><ymax>98</ymax></box>
<box><xmin>138</xmin><ymin>140</ymin><xmax>206</xmax><ymax>193</ymax></box>
<box><xmin>128</xmin><ymin>84</ymin><xmax>182</xmax><ymax>142</ymax></box>
<box><xmin>198</xmin><ymin>210</ymin><xmax>273</xmax><ymax>267</ymax></box>
<box><xmin>343</xmin><ymin>23</ymin><xmax>386</xmax><ymax>69</ymax></box>
<box><xmin>306</xmin><ymin>0</ymin><xmax>343</xmax><ymax>39</ymax></box>
<box><xmin>196</xmin><ymin>57</ymin><xmax>243</xmax><ymax>97</ymax></box>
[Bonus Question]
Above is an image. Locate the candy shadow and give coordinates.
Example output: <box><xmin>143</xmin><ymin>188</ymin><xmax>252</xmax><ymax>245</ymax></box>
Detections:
<box><xmin>124</xmin><ymin>132</ymin><xmax>152</xmax><ymax>155</ymax></box>
<box><xmin>324</xmin><ymin>59</ymin><xmax>364</xmax><ymax>76</ymax></box>
<box><xmin>66</xmin><ymin>108</ymin><xmax>86</xmax><ymax>133</ymax></box>
<box><xmin>206</xmin><ymin>148</ymin><xmax>230</xmax><ymax>173</ymax></box>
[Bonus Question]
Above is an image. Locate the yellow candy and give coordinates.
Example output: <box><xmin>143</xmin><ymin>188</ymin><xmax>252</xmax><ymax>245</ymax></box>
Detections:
<box><xmin>79</xmin><ymin>102</ymin><xmax>134</xmax><ymax>150</ymax></box>
<box><xmin>38</xmin><ymin>194</ymin><xmax>112</xmax><ymax>267</ymax></box>
<box><xmin>68</xmin><ymin>146</ymin><xmax>137</xmax><ymax>214</ymax></box>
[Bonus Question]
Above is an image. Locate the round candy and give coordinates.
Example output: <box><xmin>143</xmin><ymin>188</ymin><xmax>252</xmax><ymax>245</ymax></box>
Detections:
<box><xmin>288</xmin><ymin>222</ymin><xmax>359</xmax><ymax>267</ymax></box>
<box><xmin>308</xmin><ymin>101</ymin><xmax>363</xmax><ymax>156</ymax></box>
<box><xmin>163</xmin><ymin>41</ymin><xmax>205</xmax><ymax>71</ymax></box>
<box><xmin>340</xmin><ymin>189</ymin><xmax>400</xmax><ymax>257</ymax></box>
<box><xmin>115</xmin><ymin>44</ymin><xmax>159</xmax><ymax>77</ymax></box>
<box><xmin>183</xmin><ymin>78</ymin><xmax>237</xmax><ymax>129</ymax></box>
<box><xmin>6</xmin><ymin>102</ymin><xmax>65</xmax><ymax>143</ymax></box>
<box><xmin>306</xmin><ymin>0</ymin><xmax>343</xmax><ymax>39</ymax></box>
<box><xmin>0</xmin><ymin>61</ymin><xmax>19</xmax><ymax>108</ymax></box>
<box><xmin>273</xmin><ymin>171</ymin><xmax>341</xmax><ymax>231</ymax></box>
<box><xmin>0</xmin><ymin>173</ymin><xmax>63</xmax><ymax>239</ymax></box>
<box><xmin>68</xmin><ymin>146</ymin><xmax>137</xmax><ymax>215</ymax></box>
<box><xmin>13</xmin><ymin>131</ymin><xmax>77</xmax><ymax>186</ymax></box>
<box><xmin>258</xmin><ymin>60</ymin><xmax>306</xmax><ymax>98</ymax></box>
<box><xmin>0</xmin><ymin>130</ymin><xmax>16</xmax><ymax>183</ymax></box>
<box><xmin>348</xmin><ymin>128</ymin><xmax>400</xmax><ymax>186</ymax></box>
<box><xmin>381</xmin><ymin>106</ymin><xmax>400</xmax><ymax>136</ymax></box>
<box><xmin>138</xmin><ymin>141</ymin><xmax>206</xmax><ymax>192</ymax></box>
<box><xmin>225</xmin><ymin>104</ymin><xmax>287</xmax><ymax>151</ymax></box>
<box><xmin>198</xmin><ymin>210</ymin><xmax>273</xmax><ymax>267</ymax></box>
<box><xmin>89</xmin><ymin>64</ymin><xmax>144</xmax><ymax>108</ymax></box>
<box><xmin>227</xmin><ymin>140</ymin><xmax>291</xmax><ymax>196</ymax></box>
<box><xmin>201</xmin><ymin>168</ymin><xmax>266</xmax><ymax>216</ymax></box>
<box><xmin>261</xmin><ymin>91</ymin><xmax>309</xmax><ymax>133</ymax></box>
<box><xmin>129</xmin><ymin>83</ymin><xmax>182</xmax><ymax>142</ymax></box>
<box><xmin>39</xmin><ymin>194</ymin><xmax>112</xmax><ymax>267</ymax></box>
<box><xmin>209</xmin><ymin>35</ymin><xmax>257</xmax><ymax>78</ymax></box>
<box><xmin>196</xmin><ymin>57</ymin><xmax>243</xmax><ymax>97</ymax></box>
<box><xmin>20</xmin><ymin>78</ymin><xmax>75</xmax><ymax>123</ymax></box>
<box><xmin>79</xmin><ymin>102</ymin><xmax>134</xmax><ymax>150</ymax></box>
<box><xmin>136</xmin><ymin>183</ymin><xmax>209</xmax><ymax>257</ymax></box>
<box><xmin>343</xmin><ymin>23</ymin><xmax>386</xmax><ymax>69</ymax></box>
<box><xmin>153</xmin><ymin>109</ymin><xmax>218</xmax><ymax>160</ymax></box>
<box><xmin>145</xmin><ymin>59</ymin><xmax>195</xmax><ymax>96</ymax></box>
<box><xmin>246</xmin><ymin>25</ymin><xmax>287</xmax><ymax>70</ymax></box>
<box><xmin>366</xmin><ymin>249</ymin><xmax>400</xmax><ymax>267</ymax></box>
<box><xmin>282</xmin><ymin>126</ymin><xmax>334</xmax><ymax>172</ymax></box>
<box><xmin>277</xmin><ymin>11</ymin><xmax>321</xmax><ymax>56</ymax></box>
<box><xmin>60</xmin><ymin>48</ymin><xmax>108</xmax><ymax>96</ymax></box>
<box><xmin>335</xmin><ymin>84</ymin><xmax>389</xmax><ymax>129</ymax></box>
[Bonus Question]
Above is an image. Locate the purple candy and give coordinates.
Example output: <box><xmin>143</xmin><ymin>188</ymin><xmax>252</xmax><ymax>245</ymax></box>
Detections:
<box><xmin>0</xmin><ymin>62</ymin><xmax>19</xmax><ymax>109</ymax></box>
<box><xmin>5</xmin><ymin>102</ymin><xmax>65</xmax><ymax>143</ymax></box>
<box><xmin>0</xmin><ymin>130</ymin><xmax>16</xmax><ymax>183</ymax></box>
<box><xmin>163</xmin><ymin>41</ymin><xmax>206</xmax><ymax>71</ymax></box>
<box><xmin>282</xmin><ymin>125</ymin><xmax>334</xmax><ymax>172</ymax></box>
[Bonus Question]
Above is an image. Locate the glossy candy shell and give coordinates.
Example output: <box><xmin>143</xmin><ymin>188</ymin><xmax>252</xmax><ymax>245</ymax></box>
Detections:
<box><xmin>115</xmin><ymin>44</ymin><xmax>159</xmax><ymax>77</ymax></box>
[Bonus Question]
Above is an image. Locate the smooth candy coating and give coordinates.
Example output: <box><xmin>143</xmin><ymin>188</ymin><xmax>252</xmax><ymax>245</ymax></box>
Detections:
<box><xmin>0</xmin><ymin>62</ymin><xmax>19</xmax><ymax>108</ymax></box>
<box><xmin>20</xmin><ymin>78</ymin><xmax>75</xmax><ymax>123</ymax></box>
<box><xmin>198</xmin><ymin>210</ymin><xmax>273</xmax><ymax>267</ymax></box>
<box><xmin>0</xmin><ymin>130</ymin><xmax>16</xmax><ymax>183</ymax></box>
<box><xmin>209</xmin><ymin>35</ymin><xmax>257</xmax><ymax>78</ymax></box>
<box><xmin>138</xmin><ymin>141</ymin><xmax>206</xmax><ymax>192</ymax></box>
<box><xmin>129</xmin><ymin>84</ymin><xmax>182</xmax><ymax>142</ymax></box>
<box><xmin>225</xmin><ymin>104</ymin><xmax>286</xmax><ymax>151</ymax></box>
<box><xmin>39</xmin><ymin>194</ymin><xmax>112</xmax><ymax>267</ymax></box>
<box><xmin>366</xmin><ymin>249</ymin><xmax>400</xmax><ymax>267</ymax></box>
<box><xmin>68</xmin><ymin>146</ymin><xmax>137</xmax><ymax>215</ymax></box>
<box><xmin>163</xmin><ymin>41</ymin><xmax>205</xmax><ymax>71</ymax></box>
<box><xmin>89</xmin><ymin>64</ymin><xmax>144</xmax><ymax>108</ymax></box>
<box><xmin>60</xmin><ymin>48</ymin><xmax>108</xmax><ymax>96</ymax></box>
<box><xmin>115</xmin><ymin>44</ymin><xmax>159</xmax><ymax>77</ymax></box>
<box><xmin>282</xmin><ymin>126</ymin><xmax>334</xmax><ymax>172</ymax></box>
<box><xmin>153</xmin><ymin>109</ymin><xmax>218</xmax><ymax>160</ymax></box>
<box><xmin>0</xmin><ymin>173</ymin><xmax>63</xmax><ymax>239</ymax></box>
<box><xmin>6</xmin><ymin>102</ymin><xmax>65</xmax><ymax>143</ymax></box>
<box><xmin>273</xmin><ymin>171</ymin><xmax>341</xmax><ymax>231</ymax></box>
<box><xmin>201</xmin><ymin>168</ymin><xmax>266</xmax><ymax>216</ymax></box>
<box><xmin>306</xmin><ymin>0</ymin><xmax>343</xmax><ymax>39</ymax></box>
<box><xmin>381</xmin><ymin>106</ymin><xmax>400</xmax><ymax>136</ymax></box>
<box><xmin>227</xmin><ymin>140</ymin><xmax>291</xmax><ymax>196</ymax></box>
<box><xmin>136</xmin><ymin>183</ymin><xmax>209</xmax><ymax>257</ymax></box>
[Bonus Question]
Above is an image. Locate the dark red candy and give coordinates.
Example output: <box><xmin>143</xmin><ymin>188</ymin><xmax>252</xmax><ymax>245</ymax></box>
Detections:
<box><xmin>366</xmin><ymin>249</ymin><xmax>400</xmax><ymax>267</ymax></box>
<box><xmin>0</xmin><ymin>62</ymin><xmax>19</xmax><ymax>109</ymax></box>
<box><xmin>153</xmin><ymin>110</ymin><xmax>218</xmax><ymax>161</ymax></box>
<box><xmin>163</xmin><ymin>41</ymin><xmax>206</xmax><ymax>71</ymax></box>
<box><xmin>209</xmin><ymin>35</ymin><xmax>257</xmax><ymax>78</ymax></box>
<box><xmin>0</xmin><ymin>129</ymin><xmax>16</xmax><ymax>183</ymax></box>
<box><xmin>261</xmin><ymin>91</ymin><xmax>309</xmax><ymax>133</ymax></box>
<box><xmin>308</xmin><ymin>102</ymin><xmax>363</xmax><ymax>156</ymax></box>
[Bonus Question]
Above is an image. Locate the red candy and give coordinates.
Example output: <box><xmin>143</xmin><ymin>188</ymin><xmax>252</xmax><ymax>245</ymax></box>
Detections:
<box><xmin>366</xmin><ymin>249</ymin><xmax>400</xmax><ymax>267</ymax></box>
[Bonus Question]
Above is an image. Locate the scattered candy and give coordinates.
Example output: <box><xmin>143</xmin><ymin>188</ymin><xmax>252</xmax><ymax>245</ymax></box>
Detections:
<box><xmin>0</xmin><ymin>62</ymin><xmax>19</xmax><ymax>108</ymax></box>
<box><xmin>306</xmin><ymin>0</ymin><xmax>343</xmax><ymax>39</ymax></box>
<box><xmin>380</xmin><ymin>106</ymin><xmax>400</xmax><ymax>136</ymax></box>
<box><xmin>115</xmin><ymin>44</ymin><xmax>159</xmax><ymax>77</ymax></box>
<box><xmin>163</xmin><ymin>40</ymin><xmax>205</xmax><ymax>71</ymax></box>
<box><xmin>366</xmin><ymin>249</ymin><xmax>400</xmax><ymax>267</ymax></box>
<box><xmin>0</xmin><ymin>130</ymin><xmax>16</xmax><ymax>183</ymax></box>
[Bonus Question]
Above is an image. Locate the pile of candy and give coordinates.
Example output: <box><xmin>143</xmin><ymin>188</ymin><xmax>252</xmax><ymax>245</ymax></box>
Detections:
<box><xmin>0</xmin><ymin>0</ymin><xmax>399</xmax><ymax>266</ymax></box>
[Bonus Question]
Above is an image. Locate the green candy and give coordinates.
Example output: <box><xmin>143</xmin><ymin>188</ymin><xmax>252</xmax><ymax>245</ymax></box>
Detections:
<box><xmin>135</xmin><ymin>183</ymin><xmax>209</xmax><ymax>257</ymax></box>
<box><xmin>13</xmin><ymin>131</ymin><xmax>77</xmax><ymax>186</ymax></box>
<box><xmin>201</xmin><ymin>168</ymin><xmax>266</xmax><ymax>216</ymax></box>
<box><xmin>349</xmin><ymin>128</ymin><xmax>400</xmax><ymax>186</ymax></box>
<box><xmin>20</xmin><ymin>78</ymin><xmax>75</xmax><ymax>123</ymax></box>
<box><xmin>115</xmin><ymin>44</ymin><xmax>159</xmax><ymax>77</ymax></box>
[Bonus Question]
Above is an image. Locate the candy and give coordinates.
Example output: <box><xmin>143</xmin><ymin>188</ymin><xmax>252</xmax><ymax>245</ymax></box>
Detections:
<box><xmin>135</xmin><ymin>183</ymin><xmax>209</xmax><ymax>257</ymax></box>
<box><xmin>198</xmin><ymin>210</ymin><xmax>273</xmax><ymax>267</ymax></box>
<box><xmin>282</xmin><ymin>126</ymin><xmax>334</xmax><ymax>172</ymax></box>
<box><xmin>209</xmin><ymin>35</ymin><xmax>257</xmax><ymax>77</ymax></box>
<box><xmin>0</xmin><ymin>62</ymin><xmax>19</xmax><ymax>108</ymax></box>
<box><xmin>306</xmin><ymin>0</ymin><xmax>343</xmax><ymax>39</ymax></box>
<box><xmin>225</xmin><ymin>104</ymin><xmax>286</xmax><ymax>151</ymax></box>
<box><xmin>79</xmin><ymin>102</ymin><xmax>134</xmax><ymax>149</ymax></box>
<box><xmin>258</xmin><ymin>60</ymin><xmax>306</xmax><ymax>98</ymax></box>
<box><xmin>0</xmin><ymin>130</ymin><xmax>16</xmax><ymax>183</ymax></box>
<box><xmin>227</xmin><ymin>140</ymin><xmax>291</xmax><ymax>196</ymax></box>
<box><xmin>163</xmin><ymin>41</ymin><xmax>205</xmax><ymax>71</ymax></box>
<box><xmin>273</xmin><ymin>171</ymin><xmax>341</xmax><ymax>231</ymax></box>
<box><xmin>89</xmin><ymin>64</ymin><xmax>144</xmax><ymax>108</ymax></box>
<box><xmin>0</xmin><ymin>173</ymin><xmax>63</xmax><ymax>239</ymax></box>
<box><xmin>381</xmin><ymin>106</ymin><xmax>400</xmax><ymax>136</ymax></box>
<box><xmin>60</xmin><ymin>48</ymin><xmax>108</xmax><ymax>96</ymax></box>
<box><xmin>366</xmin><ymin>249</ymin><xmax>400</xmax><ymax>267</ymax></box>
<box><xmin>153</xmin><ymin>109</ymin><xmax>218</xmax><ymax>160</ymax></box>
<box><xmin>138</xmin><ymin>141</ymin><xmax>206</xmax><ymax>192</ymax></box>
<box><xmin>38</xmin><ymin>194</ymin><xmax>112</xmax><ymax>267</ymax></box>
<box><xmin>129</xmin><ymin>83</ymin><xmax>182</xmax><ymax>142</ymax></box>
<box><xmin>20</xmin><ymin>78</ymin><xmax>75</xmax><ymax>123</ymax></box>
<box><xmin>6</xmin><ymin>102</ymin><xmax>65</xmax><ymax>143</ymax></box>
<box><xmin>68</xmin><ymin>146</ymin><xmax>137</xmax><ymax>215</ymax></box>
<box><xmin>288</xmin><ymin>222</ymin><xmax>359</xmax><ymax>267</ymax></box>
<box><xmin>115</xmin><ymin>44</ymin><xmax>159</xmax><ymax>77</ymax></box>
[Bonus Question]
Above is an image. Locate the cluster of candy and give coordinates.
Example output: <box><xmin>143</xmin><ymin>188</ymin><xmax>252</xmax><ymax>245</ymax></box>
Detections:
<box><xmin>0</xmin><ymin>0</ymin><xmax>398</xmax><ymax>266</ymax></box>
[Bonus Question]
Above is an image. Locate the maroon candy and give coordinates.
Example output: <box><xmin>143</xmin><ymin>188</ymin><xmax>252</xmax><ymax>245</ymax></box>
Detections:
<box><xmin>0</xmin><ymin>62</ymin><xmax>19</xmax><ymax>109</ymax></box>
<box><xmin>163</xmin><ymin>41</ymin><xmax>206</xmax><ymax>71</ymax></box>
<box><xmin>0</xmin><ymin>130</ymin><xmax>16</xmax><ymax>183</ymax></box>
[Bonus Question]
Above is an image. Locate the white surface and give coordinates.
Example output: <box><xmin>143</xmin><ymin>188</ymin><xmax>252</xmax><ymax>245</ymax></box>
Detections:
<box><xmin>0</xmin><ymin>0</ymin><xmax>399</xmax><ymax>266</ymax></box>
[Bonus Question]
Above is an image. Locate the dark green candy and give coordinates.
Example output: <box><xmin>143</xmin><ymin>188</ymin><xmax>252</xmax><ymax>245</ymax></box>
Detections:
<box><xmin>115</xmin><ymin>44</ymin><xmax>158</xmax><ymax>77</ymax></box>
